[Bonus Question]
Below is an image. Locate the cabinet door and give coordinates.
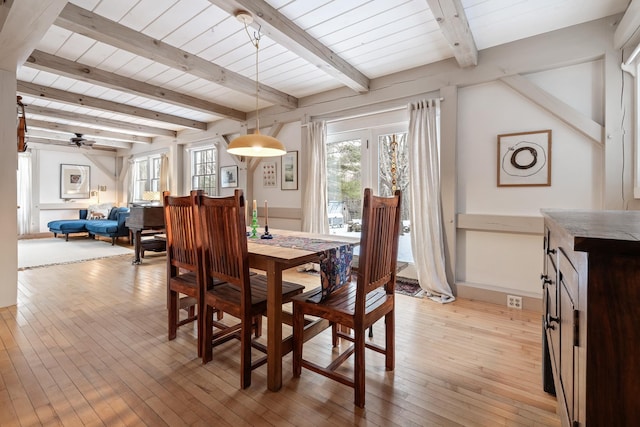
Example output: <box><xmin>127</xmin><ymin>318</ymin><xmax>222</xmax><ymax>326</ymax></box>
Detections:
<box><xmin>559</xmin><ymin>249</ymin><xmax>579</xmax><ymax>426</ymax></box>
<box><xmin>543</xmin><ymin>228</ymin><xmax>559</xmax><ymax>370</ymax></box>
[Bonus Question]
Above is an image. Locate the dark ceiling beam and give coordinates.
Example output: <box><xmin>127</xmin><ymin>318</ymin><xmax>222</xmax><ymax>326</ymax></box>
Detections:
<box><xmin>55</xmin><ymin>3</ymin><xmax>297</xmax><ymax>109</ymax></box>
<box><xmin>208</xmin><ymin>0</ymin><xmax>370</xmax><ymax>93</ymax></box>
<box><xmin>24</xmin><ymin>104</ymin><xmax>177</xmax><ymax>137</ymax></box>
<box><xmin>26</xmin><ymin>50</ymin><xmax>246</xmax><ymax>121</ymax></box>
<box><xmin>425</xmin><ymin>0</ymin><xmax>478</xmax><ymax>67</ymax></box>
<box><xmin>18</xmin><ymin>80</ymin><xmax>208</xmax><ymax>130</ymax></box>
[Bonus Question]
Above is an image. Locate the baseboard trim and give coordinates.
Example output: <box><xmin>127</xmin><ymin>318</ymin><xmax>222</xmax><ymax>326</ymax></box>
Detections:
<box><xmin>455</xmin><ymin>282</ymin><xmax>542</xmax><ymax>313</ymax></box>
<box><xmin>18</xmin><ymin>232</ymin><xmax>53</xmax><ymax>240</ymax></box>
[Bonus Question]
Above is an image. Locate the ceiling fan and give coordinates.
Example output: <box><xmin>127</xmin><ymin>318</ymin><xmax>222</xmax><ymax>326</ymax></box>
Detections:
<box><xmin>69</xmin><ymin>133</ymin><xmax>95</xmax><ymax>147</ymax></box>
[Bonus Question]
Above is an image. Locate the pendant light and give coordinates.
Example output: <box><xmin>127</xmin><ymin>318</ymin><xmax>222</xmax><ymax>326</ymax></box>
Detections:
<box><xmin>227</xmin><ymin>11</ymin><xmax>286</xmax><ymax>157</ymax></box>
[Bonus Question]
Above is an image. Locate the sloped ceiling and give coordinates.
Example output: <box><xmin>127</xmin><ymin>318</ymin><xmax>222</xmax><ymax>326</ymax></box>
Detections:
<box><xmin>16</xmin><ymin>0</ymin><xmax>629</xmax><ymax>149</ymax></box>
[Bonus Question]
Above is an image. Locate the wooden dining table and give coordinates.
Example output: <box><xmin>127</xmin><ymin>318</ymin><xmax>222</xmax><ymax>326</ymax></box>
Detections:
<box><xmin>246</xmin><ymin>229</ymin><xmax>359</xmax><ymax>392</ymax></box>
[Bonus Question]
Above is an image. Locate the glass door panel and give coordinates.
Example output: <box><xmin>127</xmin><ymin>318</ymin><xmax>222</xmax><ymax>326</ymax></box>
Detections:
<box><xmin>376</xmin><ymin>131</ymin><xmax>413</xmax><ymax>263</ymax></box>
<box><xmin>326</xmin><ymin>137</ymin><xmax>362</xmax><ymax>236</ymax></box>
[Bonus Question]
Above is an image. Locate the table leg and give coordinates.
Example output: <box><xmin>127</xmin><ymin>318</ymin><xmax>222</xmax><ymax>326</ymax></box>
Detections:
<box><xmin>132</xmin><ymin>229</ymin><xmax>142</xmax><ymax>265</ymax></box>
<box><xmin>266</xmin><ymin>261</ymin><xmax>284</xmax><ymax>391</ymax></box>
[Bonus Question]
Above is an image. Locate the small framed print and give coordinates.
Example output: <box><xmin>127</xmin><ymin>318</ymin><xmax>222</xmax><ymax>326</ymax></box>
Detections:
<box><xmin>220</xmin><ymin>165</ymin><xmax>238</xmax><ymax>188</ymax></box>
<box><xmin>262</xmin><ymin>162</ymin><xmax>277</xmax><ymax>187</ymax></box>
<box><xmin>281</xmin><ymin>151</ymin><xmax>298</xmax><ymax>190</ymax></box>
<box><xmin>497</xmin><ymin>130</ymin><xmax>551</xmax><ymax>187</ymax></box>
<box><xmin>60</xmin><ymin>164</ymin><xmax>91</xmax><ymax>199</ymax></box>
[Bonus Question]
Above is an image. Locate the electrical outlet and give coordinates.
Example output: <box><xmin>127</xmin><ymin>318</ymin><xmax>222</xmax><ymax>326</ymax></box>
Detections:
<box><xmin>507</xmin><ymin>295</ymin><xmax>522</xmax><ymax>309</ymax></box>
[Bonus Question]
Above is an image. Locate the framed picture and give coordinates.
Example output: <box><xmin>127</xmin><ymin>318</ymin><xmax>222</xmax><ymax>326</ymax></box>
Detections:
<box><xmin>281</xmin><ymin>151</ymin><xmax>298</xmax><ymax>190</ymax></box>
<box><xmin>60</xmin><ymin>164</ymin><xmax>91</xmax><ymax>199</ymax></box>
<box><xmin>497</xmin><ymin>130</ymin><xmax>551</xmax><ymax>187</ymax></box>
<box><xmin>220</xmin><ymin>165</ymin><xmax>238</xmax><ymax>188</ymax></box>
<box><xmin>262</xmin><ymin>162</ymin><xmax>277</xmax><ymax>187</ymax></box>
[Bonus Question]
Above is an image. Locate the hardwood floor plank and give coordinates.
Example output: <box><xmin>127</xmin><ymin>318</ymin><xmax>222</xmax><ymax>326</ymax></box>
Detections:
<box><xmin>0</xmin><ymin>253</ymin><xmax>561</xmax><ymax>426</ymax></box>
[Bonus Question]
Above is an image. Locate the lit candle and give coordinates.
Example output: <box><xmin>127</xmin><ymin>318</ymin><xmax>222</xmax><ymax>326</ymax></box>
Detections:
<box><xmin>264</xmin><ymin>200</ymin><xmax>268</xmax><ymax>226</ymax></box>
<box><xmin>253</xmin><ymin>199</ymin><xmax>257</xmax><ymax>212</ymax></box>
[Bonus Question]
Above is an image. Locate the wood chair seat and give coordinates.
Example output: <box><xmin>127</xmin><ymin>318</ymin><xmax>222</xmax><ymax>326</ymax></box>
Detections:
<box><xmin>293</xmin><ymin>284</ymin><xmax>392</xmax><ymax>329</ymax></box>
<box><xmin>206</xmin><ymin>274</ymin><xmax>303</xmax><ymax>315</ymax></box>
<box><xmin>172</xmin><ymin>271</ymin><xmax>225</xmax><ymax>291</ymax></box>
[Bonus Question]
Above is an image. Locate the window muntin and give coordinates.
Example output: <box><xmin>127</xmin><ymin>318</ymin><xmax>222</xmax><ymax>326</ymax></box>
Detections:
<box><xmin>132</xmin><ymin>155</ymin><xmax>162</xmax><ymax>202</ymax></box>
<box><xmin>191</xmin><ymin>147</ymin><xmax>217</xmax><ymax>195</ymax></box>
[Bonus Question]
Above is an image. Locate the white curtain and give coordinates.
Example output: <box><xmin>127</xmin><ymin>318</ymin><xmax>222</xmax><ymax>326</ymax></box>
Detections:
<box><xmin>17</xmin><ymin>152</ymin><xmax>32</xmax><ymax>235</ymax></box>
<box><xmin>301</xmin><ymin>121</ymin><xmax>329</xmax><ymax>234</ymax></box>
<box><xmin>127</xmin><ymin>159</ymin><xmax>136</xmax><ymax>204</ymax></box>
<box><xmin>159</xmin><ymin>153</ymin><xmax>169</xmax><ymax>192</ymax></box>
<box><xmin>408</xmin><ymin>99</ymin><xmax>455</xmax><ymax>303</ymax></box>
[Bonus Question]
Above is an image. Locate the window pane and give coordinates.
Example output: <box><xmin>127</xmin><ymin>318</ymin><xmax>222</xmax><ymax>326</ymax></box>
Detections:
<box><xmin>327</xmin><ymin>139</ymin><xmax>361</xmax><ymax>231</ymax></box>
<box><xmin>151</xmin><ymin>157</ymin><xmax>160</xmax><ymax>179</ymax></box>
<box><xmin>191</xmin><ymin>147</ymin><xmax>217</xmax><ymax>195</ymax></box>
<box><xmin>136</xmin><ymin>160</ymin><xmax>148</xmax><ymax>180</ymax></box>
<box><xmin>378</xmin><ymin>132</ymin><xmax>412</xmax><ymax>262</ymax></box>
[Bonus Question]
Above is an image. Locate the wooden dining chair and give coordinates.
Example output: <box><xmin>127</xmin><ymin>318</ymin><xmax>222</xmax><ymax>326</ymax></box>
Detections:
<box><xmin>164</xmin><ymin>190</ymin><xmax>222</xmax><ymax>357</ymax></box>
<box><xmin>292</xmin><ymin>188</ymin><xmax>402</xmax><ymax>407</ymax></box>
<box><xmin>195</xmin><ymin>189</ymin><xmax>305</xmax><ymax>388</ymax></box>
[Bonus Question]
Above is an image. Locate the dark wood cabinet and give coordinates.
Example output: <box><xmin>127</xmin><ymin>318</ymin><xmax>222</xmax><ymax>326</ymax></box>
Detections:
<box><xmin>542</xmin><ymin>210</ymin><xmax>640</xmax><ymax>427</ymax></box>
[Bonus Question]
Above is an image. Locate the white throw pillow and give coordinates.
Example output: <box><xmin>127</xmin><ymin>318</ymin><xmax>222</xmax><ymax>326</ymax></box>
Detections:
<box><xmin>87</xmin><ymin>203</ymin><xmax>113</xmax><ymax>219</ymax></box>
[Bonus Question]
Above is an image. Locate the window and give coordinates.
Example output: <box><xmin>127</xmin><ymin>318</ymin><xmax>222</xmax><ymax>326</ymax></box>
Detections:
<box><xmin>133</xmin><ymin>158</ymin><xmax>148</xmax><ymax>201</ymax></box>
<box><xmin>150</xmin><ymin>157</ymin><xmax>161</xmax><ymax>193</ymax></box>
<box><xmin>191</xmin><ymin>147</ymin><xmax>217</xmax><ymax>195</ymax></box>
<box><xmin>132</xmin><ymin>155</ymin><xmax>163</xmax><ymax>202</ymax></box>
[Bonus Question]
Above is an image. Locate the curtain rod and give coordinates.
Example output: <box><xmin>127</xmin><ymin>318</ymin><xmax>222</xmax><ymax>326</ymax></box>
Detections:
<box><xmin>302</xmin><ymin>96</ymin><xmax>444</xmax><ymax>126</ymax></box>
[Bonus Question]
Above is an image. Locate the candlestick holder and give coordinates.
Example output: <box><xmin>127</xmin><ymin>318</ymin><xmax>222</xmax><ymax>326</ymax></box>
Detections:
<box><xmin>261</xmin><ymin>224</ymin><xmax>273</xmax><ymax>239</ymax></box>
<box><xmin>250</xmin><ymin>209</ymin><xmax>259</xmax><ymax>238</ymax></box>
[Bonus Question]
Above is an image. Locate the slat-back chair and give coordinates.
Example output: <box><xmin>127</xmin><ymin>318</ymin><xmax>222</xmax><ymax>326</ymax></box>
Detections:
<box><xmin>292</xmin><ymin>188</ymin><xmax>401</xmax><ymax>407</ymax></box>
<box><xmin>164</xmin><ymin>190</ymin><xmax>220</xmax><ymax>357</ymax></box>
<box><xmin>195</xmin><ymin>190</ymin><xmax>304</xmax><ymax>388</ymax></box>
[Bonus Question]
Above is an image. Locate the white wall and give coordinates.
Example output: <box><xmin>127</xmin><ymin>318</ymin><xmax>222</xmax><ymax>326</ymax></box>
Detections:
<box><xmin>456</xmin><ymin>61</ymin><xmax>605</xmax><ymax>297</ymax></box>
<box><xmin>34</xmin><ymin>146</ymin><xmax>118</xmax><ymax>231</ymax></box>
<box><xmin>251</xmin><ymin>122</ymin><xmax>302</xmax><ymax>204</ymax></box>
<box><xmin>0</xmin><ymin>69</ymin><xmax>17</xmax><ymax>308</ymax></box>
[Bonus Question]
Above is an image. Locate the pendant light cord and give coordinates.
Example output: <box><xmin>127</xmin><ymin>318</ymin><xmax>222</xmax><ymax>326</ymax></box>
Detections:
<box><xmin>244</xmin><ymin>22</ymin><xmax>262</xmax><ymax>132</ymax></box>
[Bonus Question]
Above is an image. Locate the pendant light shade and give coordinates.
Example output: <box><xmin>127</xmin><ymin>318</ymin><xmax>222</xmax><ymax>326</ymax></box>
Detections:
<box><xmin>228</xmin><ymin>11</ymin><xmax>286</xmax><ymax>158</ymax></box>
<box><xmin>227</xmin><ymin>130</ymin><xmax>286</xmax><ymax>157</ymax></box>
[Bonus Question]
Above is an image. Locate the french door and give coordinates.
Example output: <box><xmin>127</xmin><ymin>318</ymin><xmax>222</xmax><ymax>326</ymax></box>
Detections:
<box><xmin>326</xmin><ymin>125</ymin><xmax>413</xmax><ymax>263</ymax></box>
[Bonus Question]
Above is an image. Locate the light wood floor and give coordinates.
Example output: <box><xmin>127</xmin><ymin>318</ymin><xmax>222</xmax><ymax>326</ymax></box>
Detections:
<box><xmin>1</xmin><ymin>252</ymin><xmax>560</xmax><ymax>426</ymax></box>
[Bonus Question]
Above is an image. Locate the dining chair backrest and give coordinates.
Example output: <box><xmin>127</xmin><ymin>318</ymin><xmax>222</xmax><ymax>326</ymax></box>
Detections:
<box><xmin>355</xmin><ymin>188</ymin><xmax>402</xmax><ymax>313</ymax></box>
<box><xmin>163</xmin><ymin>190</ymin><xmax>207</xmax><ymax>353</ymax></box>
<box><xmin>194</xmin><ymin>190</ymin><xmax>252</xmax><ymax>308</ymax></box>
<box><xmin>163</xmin><ymin>190</ymin><xmax>202</xmax><ymax>272</ymax></box>
<box><xmin>291</xmin><ymin>187</ymin><xmax>402</xmax><ymax>407</ymax></box>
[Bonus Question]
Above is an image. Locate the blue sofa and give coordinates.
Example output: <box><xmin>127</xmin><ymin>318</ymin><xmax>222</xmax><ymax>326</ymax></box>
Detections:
<box><xmin>48</xmin><ymin>207</ymin><xmax>131</xmax><ymax>245</ymax></box>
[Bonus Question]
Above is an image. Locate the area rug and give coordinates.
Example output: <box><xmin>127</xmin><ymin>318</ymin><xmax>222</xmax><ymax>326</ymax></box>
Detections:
<box><xmin>18</xmin><ymin>237</ymin><xmax>133</xmax><ymax>270</ymax></box>
<box><xmin>394</xmin><ymin>277</ymin><xmax>423</xmax><ymax>297</ymax></box>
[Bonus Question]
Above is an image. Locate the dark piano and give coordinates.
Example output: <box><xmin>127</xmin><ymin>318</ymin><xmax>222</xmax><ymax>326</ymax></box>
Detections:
<box><xmin>126</xmin><ymin>205</ymin><xmax>165</xmax><ymax>264</ymax></box>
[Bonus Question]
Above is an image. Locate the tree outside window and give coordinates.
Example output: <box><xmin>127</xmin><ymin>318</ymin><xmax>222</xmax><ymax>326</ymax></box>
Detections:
<box><xmin>378</xmin><ymin>132</ymin><xmax>410</xmax><ymax>225</ymax></box>
<box><xmin>327</xmin><ymin>138</ymin><xmax>362</xmax><ymax>222</ymax></box>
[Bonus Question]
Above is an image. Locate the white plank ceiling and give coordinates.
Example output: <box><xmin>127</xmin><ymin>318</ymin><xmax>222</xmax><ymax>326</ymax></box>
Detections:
<box><xmin>16</xmin><ymin>0</ymin><xmax>629</xmax><ymax>148</ymax></box>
